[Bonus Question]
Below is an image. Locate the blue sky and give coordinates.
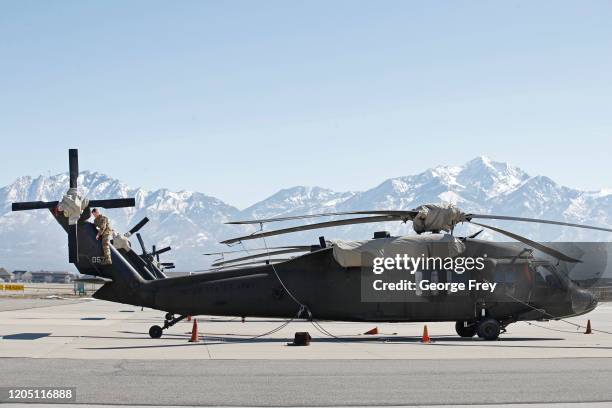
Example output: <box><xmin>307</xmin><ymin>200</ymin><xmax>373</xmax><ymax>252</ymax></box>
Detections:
<box><xmin>1</xmin><ymin>1</ymin><xmax>611</xmax><ymax>208</ymax></box>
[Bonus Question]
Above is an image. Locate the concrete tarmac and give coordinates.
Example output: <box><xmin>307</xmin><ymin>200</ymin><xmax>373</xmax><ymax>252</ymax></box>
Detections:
<box><xmin>2</xmin><ymin>358</ymin><xmax>612</xmax><ymax>406</ymax></box>
<box><xmin>2</xmin><ymin>299</ymin><xmax>612</xmax><ymax>406</ymax></box>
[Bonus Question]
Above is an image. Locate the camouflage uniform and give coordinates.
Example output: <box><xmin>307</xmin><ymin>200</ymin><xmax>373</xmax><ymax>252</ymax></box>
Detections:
<box><xmin>94</xmin><ymin>215</ymin><xmax>113</xmax><ymax>264</ymax></box>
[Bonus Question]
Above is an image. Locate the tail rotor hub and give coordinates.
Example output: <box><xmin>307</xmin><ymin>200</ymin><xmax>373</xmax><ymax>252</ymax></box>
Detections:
<box><xmin>58</xmin><ymin>187</ymin><xmax>89</xmax><ymax>225</ymax></box>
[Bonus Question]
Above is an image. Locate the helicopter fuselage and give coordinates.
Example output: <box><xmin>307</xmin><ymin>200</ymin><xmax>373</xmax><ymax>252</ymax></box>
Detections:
<box><xmin>66</xmin><ymin>210</ymin><xmax>596</xmax><ymax>325</ymax></box>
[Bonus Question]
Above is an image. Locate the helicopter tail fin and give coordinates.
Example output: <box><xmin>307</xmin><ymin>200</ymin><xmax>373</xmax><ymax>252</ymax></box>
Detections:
<box><xmin>92</xmin><ymin>246</ymin><xmax>154</xmax><ymax>307</ymax></box>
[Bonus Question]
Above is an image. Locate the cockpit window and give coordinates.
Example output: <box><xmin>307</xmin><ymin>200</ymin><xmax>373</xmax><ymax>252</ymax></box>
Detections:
<box><xmin>535</xmin><ymin>265</ymin><xmax>563</xmax><ymax>289</ymax></box>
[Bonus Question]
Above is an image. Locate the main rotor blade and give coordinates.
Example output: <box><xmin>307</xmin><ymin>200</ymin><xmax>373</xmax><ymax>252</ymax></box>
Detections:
<box><xmin>467</xmin><ymin>214</ymin><xmax>612</xmax><ymax>233</ymax></box>
<box><xmin>221</xmin><ymin>214</ymin><xmax>401</xmax><ymax>245</ymax></box>
<box><xmin>12</xmin><ymin>201</ymin><xmax>59</xmax><ymax>211</ymax></box>
<box><xmin>226</xmin><ymin>210</ymin><xmax>417</xmax><ymax>225</ymax></box>
<box><xmin>69</xmin><ymin>149</ymin><xmax>79</xmax><ymax>189</ymax></box>
<box><xmin>88</xmin><ymin>198</ymin><xmax>136</xmax><ymax>209</ymax></box>
<box><xmin>128</xmin><ymin>217</ymin><xmax>149</xmax><ymax>235</ymax></box>
<box><xmin>203</xmin><ymin>245</ymin><xmax>313</xmax><ymax>255</ymax></box>
<box><xmin>136</xmin><ymin>233</ymin><xmax>147</xmax><ymax>255</ymax></box>
<box><xmin>469</xmin><ymin>221</ymin><xmax>581</xmax><ymax>263</ymax></box>
<box><xmin>68</xmin><ymin>224</ymin><xmax>78</xmax><ymax>263</ymax></box>
<box><xmin>212</xmin><ymin>247</ymin><xmax>309</xmax><ymax>267</ymax></box>
<box><xmin>215</xmin><ymin>258</ymin><xmax>291</xmax><ymax>268</ymax></box>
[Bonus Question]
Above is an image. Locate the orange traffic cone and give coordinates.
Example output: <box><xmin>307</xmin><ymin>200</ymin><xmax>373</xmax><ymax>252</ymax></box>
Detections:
<box><xmin>189</xmin><ymin>319</ymin><xmax>199</xmax><ymax>342</ymax></box>
<box><xmin>421</xmin><ymin>325</ymin><xmax>431</xmax><ymax>343</ymax></box>
<box><xmin>584</xmin><ymin>320</ymin><xmax>592</xmax><ymax>334</ymax></box>
<box><xmin>187</xmin><ymin>315</ymin><xmax>192</xmax><ymax>322</ymax></box>
<box><xmin>364</xmin><ymin>327</ymin><xmax>379</xmax><ymax>335</ymax></box>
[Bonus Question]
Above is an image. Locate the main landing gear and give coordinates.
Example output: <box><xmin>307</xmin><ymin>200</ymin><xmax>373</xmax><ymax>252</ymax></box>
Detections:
<box><xmin>476</xmin><ymin>318</ymin><xmax>501</xmax><ymax>340</ymax></box>
<box><xmin>455</xmin><ymin>320</ymin><xmax>478</xmax><ymax>338</ymax></box>
<box><xmin>149</xmin><ymin>314</ymin><xmax>186</xmax><ymax>339</ymax></box>
<box><xmin>455</xmin><ymin>318</ymin><xmax>504</xmax><ymax>341</ymax></box>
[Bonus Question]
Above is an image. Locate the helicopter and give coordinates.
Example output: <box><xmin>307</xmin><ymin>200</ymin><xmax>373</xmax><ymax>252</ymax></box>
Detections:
<box><xmin>11</xmin><ymin>149</ymin><xmax>610</xmax><ymax>340</ymax></box>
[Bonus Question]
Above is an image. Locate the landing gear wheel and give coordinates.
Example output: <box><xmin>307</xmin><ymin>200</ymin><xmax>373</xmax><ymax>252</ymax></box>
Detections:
<box><xmin>149</xmin><ymin>325</ymin><xmax>163</xmax><ymax>339</ymax></box>
<box><xmin>477</xmin><ymin>318</ymin><xmax>501</xmax><ymax>340</ymax></box>
<box><xmin>455</xmin><ymin>321</ymin><xmax>477</xmax><ymax>338</ymax></box>
<box><xmin>165</xmin><ymin>313</ymin><xmax>174</xmax><ymax>321</ymax></box>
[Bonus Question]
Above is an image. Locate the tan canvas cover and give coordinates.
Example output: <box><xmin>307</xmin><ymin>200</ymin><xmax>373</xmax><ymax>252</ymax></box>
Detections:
<box><xmin>412</xmin><ymin>204</ymin><xmax>463</xmax><ymax>234</ymax></box>
<box><xmin>331</xmin><ymin>234</ymin><xmax>466</xmax><ymax>268</ymax></box>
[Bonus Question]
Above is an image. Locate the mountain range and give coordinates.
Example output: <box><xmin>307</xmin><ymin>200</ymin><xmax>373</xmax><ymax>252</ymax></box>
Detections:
<box><xmin>1</xmin><ymin>156</ymin><xmax>611</xmax><ymax>271</ymax></box>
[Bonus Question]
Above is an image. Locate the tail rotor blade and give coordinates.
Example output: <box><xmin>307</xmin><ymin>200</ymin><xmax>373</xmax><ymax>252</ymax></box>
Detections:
<box><xmin>69</xmin><ymin>149</ymin><xmax>79</xmax><ymax>189</ymax></box>
<box><xmin>12</xmin><ymin>201</ymin><xmax>59</xmax><ymax>211</ymax></box>
<box><xmin>89</xmin><ymin>198</ymin><xmax>136</xmax><ymax>209</ymax></box>
<box><xmin>128</xmin><ymin>217</ymin><xmax>149</xmax><ymax>235</ymax></box>
<box><xmin>68</xmin><ymin>224</ymin><xmax>78</xmax><ymax>263</ymax></box>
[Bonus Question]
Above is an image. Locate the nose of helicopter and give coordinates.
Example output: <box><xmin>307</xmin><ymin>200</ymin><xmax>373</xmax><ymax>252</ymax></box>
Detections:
<box><xmin>571</xmin><ymin>288</ymin><xmax>598</xmax><ymax>315</ymax></box>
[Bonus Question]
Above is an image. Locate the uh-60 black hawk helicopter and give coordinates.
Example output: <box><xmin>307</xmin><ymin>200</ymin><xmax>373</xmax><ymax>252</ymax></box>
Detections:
<box><xmin>12</xmin><ymin>149</ymin><xmax>609</xmax><ymax>340</ymax></box>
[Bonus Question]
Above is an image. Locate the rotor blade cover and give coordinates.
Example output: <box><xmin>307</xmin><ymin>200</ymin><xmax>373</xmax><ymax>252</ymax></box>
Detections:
<box><xmin>411</xmin><ymin>204</ymin><xmax>463</xmax><ymax>234</ymax></box>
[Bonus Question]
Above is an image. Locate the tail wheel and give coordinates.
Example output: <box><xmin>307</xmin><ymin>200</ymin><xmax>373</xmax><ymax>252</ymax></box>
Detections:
<box><xmin>455</xmin><ymin>320</ymin><xmax>477</xmax><ymax>337</ymax></box>
<box><xmin>149</xmin><ymin>325</ymin><xmax>163</xmax><ymax>339</ymax></box>
<box><xmin>477</xmin><ymin>318</ymin><xmax>501</xmax><ymax>340</ymax></box>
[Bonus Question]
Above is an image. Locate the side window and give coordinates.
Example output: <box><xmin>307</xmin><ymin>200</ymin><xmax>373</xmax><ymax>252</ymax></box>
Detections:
<box><xmin>494</xmin><ymin>268</ymin><xmax>504</xmax><ymax>285</ymax></box>
<box><xmin>506</xmin><ymin>267</ymin><xmax>518</xmax><ymax>285</ymax></box>
<box><xmin>492</xmin><ymin>263</ymin><xmax>519</xmax><ymax>295</ymax></box>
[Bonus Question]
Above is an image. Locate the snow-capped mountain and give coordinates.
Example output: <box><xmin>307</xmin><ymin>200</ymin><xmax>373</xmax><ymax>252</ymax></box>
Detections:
<box><xmin>1</xmin><ymin>156</ymin><xmax>611</xmax><ymax>271</ymax></box>
<box><xmin>0</xmin><ymin>172</ymin><xmax>242</xmax><ymax>271</ymax></box>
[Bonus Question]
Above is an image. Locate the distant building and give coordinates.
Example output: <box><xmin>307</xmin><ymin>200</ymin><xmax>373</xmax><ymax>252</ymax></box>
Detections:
<box><xmin>0</xmin><ymin>268</ymin><xmax>13</xmax><ymax>282</ymax></box>
<box><xmin>30</xmin><ymin>271</ymin><xmax>73</xmax><ymax>284</ymax></box>
<box><xmin>12</xmin><ymin>270</ymin><xmax>28</xmax><ymax>282</ymax></box>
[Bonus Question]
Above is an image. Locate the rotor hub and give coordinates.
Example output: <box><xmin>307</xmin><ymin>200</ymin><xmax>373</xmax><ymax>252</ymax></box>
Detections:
<box><xmin>58</xmin><ymin>187</ymin><xmax>89</xmax><ymax>225</ymax></box>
